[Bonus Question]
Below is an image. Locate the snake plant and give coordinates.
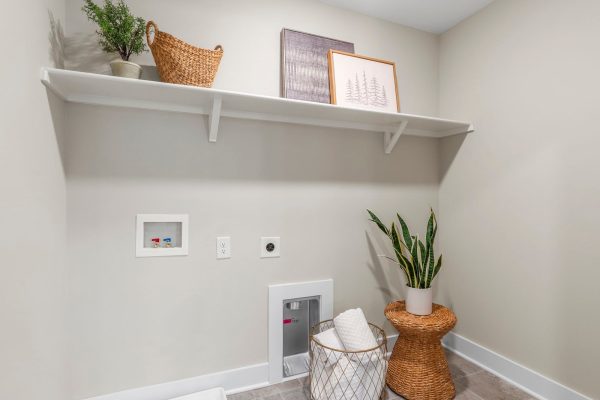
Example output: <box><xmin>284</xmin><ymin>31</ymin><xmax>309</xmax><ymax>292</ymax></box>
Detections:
<box><xmin>367</xmin><ymin>209</ymin><xmax>442</xmax><ymax>289</ymax></box>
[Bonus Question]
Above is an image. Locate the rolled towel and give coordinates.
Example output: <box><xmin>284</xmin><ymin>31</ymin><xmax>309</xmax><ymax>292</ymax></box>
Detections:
<box><xmin>333</xmin><ymin>308</ymin><xmax>378</xmax><ymax>351</ymax></box>
<box><xmin>363</xmin><ymin>353</ymin><xmax>387</xmax><ymax>399</ymax></box>
<box><xmin>310</xmin><ymin>363</ymin><xmax>333</xmax><ymax>400</ymax></box>
<box><xmin>313</xmin><ymin>328</ymin><xmax>345</xmax><ymax>364</ymax></box>
<box><xmin>328</xmin><ymin>355</ymin><xmax>386</xmax><ymax>400</ymax></box>
<box><xmin>325</xmin><ymin>356</ymin><xmax>367</xmax><ymax>400</ymax></box>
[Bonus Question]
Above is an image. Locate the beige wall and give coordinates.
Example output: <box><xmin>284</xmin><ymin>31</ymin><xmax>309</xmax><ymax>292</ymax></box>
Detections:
<box><xmin>0</xmin><ymin>1</ymin><xmax>68</xmax><ymax>400</ymax></box>
<box><xmin>21</xmin><ymin>0</ymin><xmax>598</xmax><ymax>398</ymax></box>
<box><xmin>62</xmin><ymin>1</ymin><xmax>441</xmax><ymax>398</ymax></box>
<box><xmin>437</xmin><ymin>0</ymin><xmax>600</xmax><ymax>398</ymax></box>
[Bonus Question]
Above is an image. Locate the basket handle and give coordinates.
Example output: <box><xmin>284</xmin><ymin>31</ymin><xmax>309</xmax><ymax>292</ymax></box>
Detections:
<box><xmin>146</xmin><ymin>21</ymin><xmax>158</xmax><ymax>46</ymax></box>
<box><xmin>214</xmin><ymin>45</ymin><xmax>223</xmax><ymax>52</ymax></box>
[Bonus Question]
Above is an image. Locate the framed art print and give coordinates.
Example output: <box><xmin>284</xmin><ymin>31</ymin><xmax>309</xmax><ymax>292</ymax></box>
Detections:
<box><xmin>328</xmin><ymin>50</ymin><xmax>400</xmax><ymax>112</ymax></box>
<box><xmin>281</xmin><ymin>29</ymin><xmax>354</xmax><ymax>103</ymax></box>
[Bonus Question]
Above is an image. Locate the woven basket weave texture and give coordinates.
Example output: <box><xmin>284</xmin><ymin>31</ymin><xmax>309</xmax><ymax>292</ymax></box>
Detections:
<box><xmin>385</xmin><ymin>301</ymin><xmax>457</xmax><ymax>400</ymax></box>
<box><xmin>146</xmin><ymin>21</ymin><xmax>223</xmax><ymax>87</ymax></box>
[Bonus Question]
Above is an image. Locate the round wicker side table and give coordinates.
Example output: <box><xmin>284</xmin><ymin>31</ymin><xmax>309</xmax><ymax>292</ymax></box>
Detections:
<box><xmin>385</xmin><ymin>301</ymin><xmax>457</xmax><ymax>400</ymax></box>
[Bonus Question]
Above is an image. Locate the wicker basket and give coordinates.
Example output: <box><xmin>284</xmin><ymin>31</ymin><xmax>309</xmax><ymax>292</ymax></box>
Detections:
<box><xmin>385</xmin><ymin>301</ymin><xmax>457</xmax><ymax>400</ymax></box>
<box><xmin>309</xmin><ymin>320</ymin><xmax>387</xmax><ymax>400</ymax></box>
<box><xmin>146</xmin><ymin>21</ymin><xmax>223</xmax><ymax>87</ymax></box>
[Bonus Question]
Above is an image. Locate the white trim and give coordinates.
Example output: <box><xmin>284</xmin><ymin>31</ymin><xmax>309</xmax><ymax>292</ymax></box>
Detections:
<box><xmin>136</xmin><ymin>214</ymin><xmax>189</xmax><ymax>257</ymax></box>
<box><xmin>268</xmin><ymin>280</ymin><xmax>334</xmax><ymax>384</ymax></box>
<box><xmin>81</xmin><ymin>332</ymin><xmax>592</xmax><ymax>400</ymax></box>
<box><xmin>442</xmin><ymin>332</ymin><xmax>593</xmax><ymax>400</ymax></box>
<box><xmin>41</xmin><ymin>67</ymin><xmax>474</xmax><ymax>153</ymax></box>
<box><xmin>81</xmin><ymin>330</ymin><xmax>592</xmax><ymax>400</ymax></box>
<box><xmin>83</xmin><ymin>363</ymin><xmax>268</xmax><ymax>400</ymax></box>
<box><xmin>82</xmin><ymin>333</ymin><xmax>389</xmax><ymax>400</ymax></box>
<box><xmin>386</xmin><ymin>334</ymin><xmax>398</xmax><ymax>355</ymax></box>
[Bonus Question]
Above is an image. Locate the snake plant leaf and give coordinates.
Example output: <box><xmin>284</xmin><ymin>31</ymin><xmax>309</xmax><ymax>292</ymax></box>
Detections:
<box><xmin>425</xmin><ymin>211</ymin><xmax>434</xmax><ymax>242</ymax></box>
<box><xmin>425</xmin><ymin>209</ymin><xmax>439</xmax><ymax>287</ymax></box>
<box><xmin>425</xmin><ymin>211</ymin><xmax>434</xmax><ymax>258</ymax></box>
<box><xmin>393</xmin><ymin>248</ymin><xmax>413</xmax><ymax>286</ymax></box>
<box><xmin>367</xmin><ymin>210</ymin><xmax>389</xmax><ymax>236</ymax></box>
<box><xmin>419</xmin><ymin>239</ymin><xmax>429</xmax><ymax>288</ymax></box>
<box><xmin>390</xmin><ymin>222</ymin><xmax>402</xmax><ymax>255</ymax></box>
<box><xmin>433</xmin><ymin>254</ymin><xmax>443</xmax><ymax>279</ymax></box>
<box><xmin>398</xmin><ymin>244</ymin><xmax>417</xmax><ymax>288</ymax></box>
<box><xmin>426</xmin><ymin>211</ymin><xmax>434</xmax><ymax>243</ymax></box>
<box><xmin>410</xmin><ymin>235</ymin><xmax>421</xmax><ymax>287</ymax></box>
<box><xmin>428</xmin><ymin>232</ymin><xmax>437</xmax><ymax>284</ymax></box>
<box><xmin>397</xmin><ymin>214</ymin><xmax>413</xmax><ymax>251</ymax></box>
<box><xmin>410</xmin><ymin>235</ymin><xmax>419</xmax><ymax>261</ymax></box>
<box><xmin>424</xmin><ymin>246</ymin><xmax>434</xmax><ymax>287</ymax></box>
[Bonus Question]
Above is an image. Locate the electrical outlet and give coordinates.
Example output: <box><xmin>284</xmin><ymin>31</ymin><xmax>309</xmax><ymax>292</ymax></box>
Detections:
<box><xmin>261</xmin><ymin>237</ymin><xmax>280</xmax><ymax>258</ymax></box>
<box><xmin>216</xmin><ymin>236</ymin><xmax>231</xmax><ymax>259</ymax></box>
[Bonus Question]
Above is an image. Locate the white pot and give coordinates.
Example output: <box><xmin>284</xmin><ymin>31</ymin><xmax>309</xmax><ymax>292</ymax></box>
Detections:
<box><xmin>110</xmin><ymin>60</ymin><xmax>142</xmax><ymax>79</ymax></box>
<box><xmin>406</xmin><ymin>287</ymin><xmax>433</xmax><ymax>316</ymax></box>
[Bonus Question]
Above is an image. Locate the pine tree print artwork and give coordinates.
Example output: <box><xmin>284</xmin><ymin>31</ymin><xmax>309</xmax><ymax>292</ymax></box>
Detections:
<box><xmin>354</xmin><ymin>72</ymin><xmax>361</xmax><ymax>103</ymax></box>
<box><xmin>343</xmin><ymin>69</ymin><xmax>389</xmax><ymax>108</ymax></box>
<box><xmin>369</xmin><ymin>76</ymin><xmax>380</xmax><ymax>105</ymax></box>
<box><xmin>345</xmin><ymin>79</ymin><xmax>353</xmax><ymax>102</ymax></box>
<box><xmin>361</xmin><ymin>71</ymin><xmax>369</xmax><ymax>105</ymax></box>
<box><xmin>381</xmin><ymin>86</ymin><xmax>387</xmax><ymax>107</ymax></box>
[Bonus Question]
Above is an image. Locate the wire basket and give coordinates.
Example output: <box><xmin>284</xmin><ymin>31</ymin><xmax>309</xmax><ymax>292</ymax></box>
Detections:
<box><xmin>309</xmin><ymin>320</ymin><xmax>387</xmax><ymax>400</ymax></box>
<box><xmin>146</xmin><ymin>21</ymin><xmax>223</xmax><ymax>87</ymax></box>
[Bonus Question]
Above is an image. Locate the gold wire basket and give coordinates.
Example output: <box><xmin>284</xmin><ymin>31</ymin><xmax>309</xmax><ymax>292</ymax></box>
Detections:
<box><xmin>309</xmin><ymin>320</ymin><xmax>388</xmax><ymax>400</ymax></box>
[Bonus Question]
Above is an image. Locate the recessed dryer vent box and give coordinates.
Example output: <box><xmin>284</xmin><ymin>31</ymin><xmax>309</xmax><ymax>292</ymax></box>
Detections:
<box><xmin>136</xmin><ymin>214</ymin><xmax>189</xmax><ymax>257</ymax></box>
<box><xmin>283</xmin><ymin>296</ymin><xmax>320</xmax><ymax>377</ymax></box>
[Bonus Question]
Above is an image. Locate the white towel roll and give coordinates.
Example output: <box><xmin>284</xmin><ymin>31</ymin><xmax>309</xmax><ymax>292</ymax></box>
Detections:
<box><xmin>314</xmin><ymin>328</ymin><xmax>345</xmax><ymax>364</ymax></box>
<box><xmin>333</xmin><ymin>308</ymin><xmax>378</xmax><ymax>351</ymax></box>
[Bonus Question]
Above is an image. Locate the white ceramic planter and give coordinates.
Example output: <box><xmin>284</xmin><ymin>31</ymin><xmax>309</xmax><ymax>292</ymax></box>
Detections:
<box><xmin>110</xmin><ymin>60</ymin><xmax>142</xmax><ymax>79</ymax></box>
<box><xmin>406</xmin><ymin>287</ymin><xmax>433</xmax><ymax>316</ymax></box>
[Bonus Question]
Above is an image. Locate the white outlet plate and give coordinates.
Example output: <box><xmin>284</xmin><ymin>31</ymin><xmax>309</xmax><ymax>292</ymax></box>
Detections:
<box><xmin>261</xmin><ymin>237</ymin><xmax>280</xmax><ymax>258</ymax></box>
<box><xmin>216</xmin><ymin>236</ymin><xmax>231</xmax><ymax>259</ymax></box>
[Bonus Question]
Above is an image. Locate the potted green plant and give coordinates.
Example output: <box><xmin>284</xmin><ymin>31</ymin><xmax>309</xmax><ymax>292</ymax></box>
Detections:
<box><xmin>368</xmin><ymin>209</ymin><xmax>442</xmax><ymax>315</ymax></box>
<box><xmin>83</xmin><ymin>0</ymin><xmax>147</xmax><ymax>79</ymax></box>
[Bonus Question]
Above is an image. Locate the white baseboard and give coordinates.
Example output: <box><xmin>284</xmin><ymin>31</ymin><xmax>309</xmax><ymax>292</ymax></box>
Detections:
<box><xmin>85</xmin><ymin>331</ymin><xmax>592</xmax><ymax>400</ymax></box>
<box><xmin>84</xmin><ymin>362</ymin><xmax>269</xmax><ymax>400</ymax></box>
<box><xmin>442</xmin><ymin>332</ymin><xmax>593</xmax><ymax>400</ymax></box>
<box><xmin>386</xmin><ymin>334</ymin><xmax>398</xmax><ymax>356</ymax></box>
<box><xmin>83</xmin><ymin>334</ymin><xmax>397</xmax><ymax>400</ymax></box>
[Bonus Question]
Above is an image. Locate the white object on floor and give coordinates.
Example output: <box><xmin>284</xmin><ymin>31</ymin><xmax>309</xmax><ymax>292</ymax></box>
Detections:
<box><xmin>313</xmin><ymin>328</ymin><xmax>345</xmax><ymax>364</ymax></box>
<box><xmin>169</xmin><ymin>387</ymin><xmax>227</xmax><ymax>400</ymax></box>
<box><xmin>333</xmin><ymin>308</ymin><xmax>377</xmax><ymax>351</ymax></box>
<box><xmin>283</xmin><ymin>352</ymin><xmax>309</xmax><ymax>377</ymax></box>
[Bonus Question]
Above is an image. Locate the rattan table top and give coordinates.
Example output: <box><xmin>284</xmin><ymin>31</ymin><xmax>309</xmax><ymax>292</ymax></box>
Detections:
<box><xmin>384</xmin><ymin>301</ymin><xmax>457</xmax><ymax>337</ymax></box>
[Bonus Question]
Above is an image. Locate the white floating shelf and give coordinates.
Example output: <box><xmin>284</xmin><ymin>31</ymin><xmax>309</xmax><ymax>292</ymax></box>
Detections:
<box><xmin>41</xmin><ymin>68</ymin><xmax>473</xmax><ymax>154</ymax></box>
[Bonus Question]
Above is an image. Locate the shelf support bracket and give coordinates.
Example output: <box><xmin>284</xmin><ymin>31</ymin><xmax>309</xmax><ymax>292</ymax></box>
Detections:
<box><xmin>208</xmin><ymin>96</ymin><xmax>222</xmax><ymax>143</ymax></box>
<box><xmin>384</xmin><ymin>120</ymin><xmax>408</xmax><ymax>154</ymax></box>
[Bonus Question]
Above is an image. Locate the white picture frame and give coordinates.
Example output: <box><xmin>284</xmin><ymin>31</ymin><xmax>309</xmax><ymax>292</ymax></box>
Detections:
<box><xmin>328</xmin><ymin>50</ymin><xmax>400</xmax><ymax>112</ymax></box>
<box><xmin>136</xmin><ymin>214</ymin><xmax>189</xmax><ymax>257</ymax></box>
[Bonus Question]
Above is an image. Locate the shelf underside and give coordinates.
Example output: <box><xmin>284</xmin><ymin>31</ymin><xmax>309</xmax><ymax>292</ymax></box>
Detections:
<box><xmin>41</xmin><ymin>68</ymin><xmax>474</xmax><ymax>154</ymax></box>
